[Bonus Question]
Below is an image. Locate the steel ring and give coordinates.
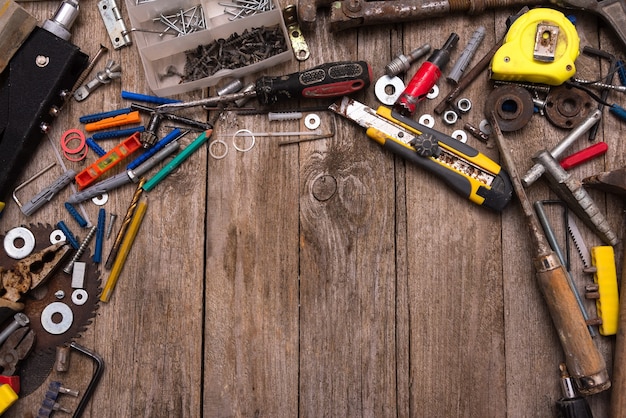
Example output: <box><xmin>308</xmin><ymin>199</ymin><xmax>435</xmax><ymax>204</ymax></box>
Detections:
<box><xmin>72</xmin><ymin>289</ymin><xmax>88</xmax><ymax>306</ymax></box>
<box><xmin>545</xmin><ymin>85</ymin><xmax>595</xmax><ymax>129</ymax></box>
<box><xmin>92</xmin><ymin>193</ymin><xmax>108</xmax><ymax>206</ymax></box>
<box><xmin>457</xmin><ymin>98</ymin><xmax>472</xmax><ymax>113</ymax></box>
<box><xmin>209</xmin><ymin>140</ymin><xmax>229</xmax><ymax>159</ymax></box>
<box><xmin>304</xmin><ymin>114</ymin><xmax>321</xmax><ymax>130</ymax></box>
<box><xmin>418</xmin><ymin>114</ymin><xmax>435</xmax><ymax>128</ymax></box>
<box><xmin>443</xmin><ymin>110</ymin><xmax>458</xmax><ymax>125</ymax></box>
<box><xmin>4</xmin><ymin>226</ymin><xmax>36</xmax><ymax>259</ymax></box>
<box><xmin>232</xmin><ymin>129</ymin><xmax>255</xmax><ymax>152</ymax></box>
<box><xmin>50</xmin><ymin>229</ymin><xmax>67</xmax><ymax>245</ymax></box>
<box><xmin>41</xmin><ymin>302</ymin><xmax>74</xmax><ymax>335</ymax></box>
<box><xmin>426</xmin><ymin>84</ymin><xmax>439</xmax><ymax>99</ymax></box>
<box><xmin>451</xmin><ymin>130</ymin><xmax>468</xmax><ymax>143</ymax></box>
<box><xmin>374</xmin><ymin>75</ymin><xmax>405</xmax><ymax>105</ymax></box>
<box><xmin>484</xmin><ymin>85</ymin><xmax>534</xmax><ymax>132</ymax></box>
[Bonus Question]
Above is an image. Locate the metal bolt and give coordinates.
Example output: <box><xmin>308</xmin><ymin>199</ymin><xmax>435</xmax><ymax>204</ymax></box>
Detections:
<box><xmin>0</xmin><ymin>313</ymin><xmax>29</xmax><ymax>345</ymax></box>
<box><xmin>385</xmin><ymin>44</ymin><xmax>431</xmax><ymax>76</ymax></box>
<box><xmin>55</xmin><ymin>290</ymin><xmax>65</xmax><ymax>299</ymax></box>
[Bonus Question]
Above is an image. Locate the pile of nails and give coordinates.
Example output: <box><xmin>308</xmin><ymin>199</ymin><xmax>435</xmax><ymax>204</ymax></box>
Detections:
<box><xmin>152</xmin><ymin>5</ymin><xmax>206</xmax><ymax>37</ymax></box>
<box><xmin>183</xmin><ymin>26</ymin><xmax>287</xmax><ymax>81</ymax></box>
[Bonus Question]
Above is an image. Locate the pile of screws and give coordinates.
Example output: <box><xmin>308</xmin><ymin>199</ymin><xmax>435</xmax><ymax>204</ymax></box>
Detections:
<box><xmin>183</xmin><ymin>26</ymin><xmax>287</xmax><ymax>82</ymax></box>
<box><xmin>152</xmin><ymin>5</ymin><xmax>206</xmax><ymax>37</ymax></box>
<box><xmin>220</xmin><ymin>0</ymin><xmax>274</xmax><ymax>20</ymax></box>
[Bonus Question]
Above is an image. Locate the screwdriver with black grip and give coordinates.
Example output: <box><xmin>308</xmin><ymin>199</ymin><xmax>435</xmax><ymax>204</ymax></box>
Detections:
<box><xmin>490</xmin><ymin>111</ymin><xmax>610</xmax><ymax>396</ymax></box>
<box><xmin>158</xmin><ymin>61</ymin><xmax>372</xmax><ymax>111</ymax></box>
<box><xmin>557</xmin><ymin>364</ymin><xmax>594</xmax><ymax>418</ymax></box>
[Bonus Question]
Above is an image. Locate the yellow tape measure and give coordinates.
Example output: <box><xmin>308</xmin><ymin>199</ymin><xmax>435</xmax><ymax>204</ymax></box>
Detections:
<box><xmin>491</xmin><ymin>8</ymin><xmax>579</xmax><ymax>85</ymax></box>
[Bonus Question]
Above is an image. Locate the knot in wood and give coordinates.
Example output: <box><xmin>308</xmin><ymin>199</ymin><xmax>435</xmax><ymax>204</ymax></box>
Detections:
<box><xmin>312</xmin><ymin>175</ymin><xmax>337</xmax><ymax>201</ymax></box>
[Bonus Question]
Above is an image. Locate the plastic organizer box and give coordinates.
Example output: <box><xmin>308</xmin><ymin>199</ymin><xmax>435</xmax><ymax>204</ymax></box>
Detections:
<box><xmin>125</xmin><ymin>0</ymin><xmax>293</xmax><ymax>96</ymax></box>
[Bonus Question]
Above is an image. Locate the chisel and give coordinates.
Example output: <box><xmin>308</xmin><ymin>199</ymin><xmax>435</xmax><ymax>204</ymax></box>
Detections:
<box><xmin>157</xmin><ymin>61</ymin><xmax>372</xmax><ymax>111</ymax></box>
<box><xmin>490</xmin><ymin>111</ymin><xmax>610</xmax><ymax>396</ymax></box>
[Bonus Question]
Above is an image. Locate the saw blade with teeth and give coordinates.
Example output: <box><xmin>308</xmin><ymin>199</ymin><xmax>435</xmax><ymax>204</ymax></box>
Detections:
<box><xmin>567</xmin><ymin>216</ymin><xmax>591</xmax><ymax>268</ymax></box>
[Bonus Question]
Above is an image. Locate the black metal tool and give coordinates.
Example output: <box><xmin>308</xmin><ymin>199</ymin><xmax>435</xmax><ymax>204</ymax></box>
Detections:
<box><xmin>0</xmin><ymin>0</ymin><xmax>89</xmax><ymax>206</ymax></box>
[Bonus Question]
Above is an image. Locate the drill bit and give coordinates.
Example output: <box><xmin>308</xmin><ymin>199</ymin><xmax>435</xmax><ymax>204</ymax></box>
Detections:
<box><xmin>104</xmin><ymin>178</ymin><xmax>145</xmax><ymax>270</ymax></box>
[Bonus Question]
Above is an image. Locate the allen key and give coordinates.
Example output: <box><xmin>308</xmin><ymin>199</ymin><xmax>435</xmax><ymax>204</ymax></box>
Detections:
<box><xmin>70</xmin><ymin>342</ymin><xmax>104</xmax><ymax>418</ymax></box>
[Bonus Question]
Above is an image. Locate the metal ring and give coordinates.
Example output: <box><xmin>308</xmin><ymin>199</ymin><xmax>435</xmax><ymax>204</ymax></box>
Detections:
<box><xmin>451</xmin><ymin>130</ymin><xmax>468</xmax><ymax>143</ymax></box>
<box><xmin>232</xmin><ymin>129</ymin><xmax>255</xmax><ymax>152</ymax></box>
<box><xmin>484</xmin><ymin>85</ymin><xmax>534</xmax><ymax>132</ymax></box>
<box><xmin>41</xmin><ymin>302</ymin><xmax>74</xmax><ymax>335</ymax></box>
<box><xmin>304</xmin><ymin>114</ymin><xmax>321</xmax><ymax>130</ymax></box>
<box><xmin>4</xmin><ymin>226</ymin><xmax>36</xmax><ymax>259</ymax></box>
<box><xmin>457</xmin><ymin>98</ymin><xmax>472</xmax><ymax>113</ymax></box>
<box><xmin>72</xmin><ymin>289</ymin><xmax>88</xmax><ymax>306</ymax></box>
<box><xmin>426</xmin><ymin>84</ymin><xmax>439</xmax><ymax>99</ymax></box>
<box><xmin>418</xmin><ymin>114</ymin><xmax>435</xmax><ymax>128</ymax></box>
<box><xmin>50</xmin><ymin>229</ymin><xmax>67</xmax><ymax>245</ymax></box>
<box><xmin>209</xmin><ymin>140</ymin><xmax>229</xmax><ymax>159</ymax></box>
<box><xmin>443</xmin><ymin>110</ymin><xmax>458</xmax><ymax>125</ymax></box>
<box><xmin>92</xmin><ymin>193</ymin><xmax>108</xmax><ymax>206</ymax></box>
<box><xmin>374</xmin><ymin>75</ymin><xmax>405</xmax><ymax>105</ymax></box>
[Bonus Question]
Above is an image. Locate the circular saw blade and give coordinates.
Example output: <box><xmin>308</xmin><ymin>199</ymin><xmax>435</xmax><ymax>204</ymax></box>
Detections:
<box><xmin>0</xmin><ymin>223</ymin><xmax>101</xmax><ymax>395</ymax></box>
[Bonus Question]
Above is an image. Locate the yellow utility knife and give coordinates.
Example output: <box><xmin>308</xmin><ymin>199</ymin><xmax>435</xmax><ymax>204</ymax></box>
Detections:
<box><xmin>330</xmin><ymin>97</ymin><xmax>513</xmax><ymax>211</ymax></box>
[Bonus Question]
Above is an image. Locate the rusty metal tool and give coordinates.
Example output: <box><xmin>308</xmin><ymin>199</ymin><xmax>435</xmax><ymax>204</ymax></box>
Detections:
<box><xmin>532</xmin><ymin>150</ymin><xmax>618</xmax><ymax>246</ymax></box>
<box><xmin>0</xmin><ymin>326</ymin><xmax>35</xmax><ymax>395</ymax></box>
<box><xmin>583</xmin><ymin>166</ymin><xmax>626</xmax><ymax>196</ymax></box>
<box><xmin>0</xmin><ymin>242</ymin><xmax>71</xmax><ymax>323</ymax></box>
<box><xmin>490</xmin><ymin>111</ymin><xmax>610</xmax><ymax>396</ymax></box>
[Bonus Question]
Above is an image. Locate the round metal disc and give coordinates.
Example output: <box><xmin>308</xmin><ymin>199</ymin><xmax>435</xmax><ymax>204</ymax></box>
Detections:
<box><xmin>484</xmin><ymin>85</ymin><xmax>534</xmax><ymax>132</ymax></box>
<box><xmin>545</xmin><ymin>86</ymin><xmax>595</xmax><ymax>129</ymax></box>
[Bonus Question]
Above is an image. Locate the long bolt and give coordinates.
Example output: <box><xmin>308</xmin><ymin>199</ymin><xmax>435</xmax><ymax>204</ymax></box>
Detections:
<box><xmin>106</xmin><ymin>213</ymin><xmax>117</xmax><ymax>239</ymax></box>
<box><xmin>71</xmin><ymin>44</ymin><xmax>108</xmax><ymax>94</ymax></box>
<box><xmin>63</xmin><ymin>226</ymin><xmax>98</xmax><ymax>274</ymax></box>
<box><xmin>0</xmin><ymin>313</ymin><xmax>29</xmax><ymax>345</ymax></box>
<box><xmin>385</xmin><ymin>43</ymin><xmax>431</xmax><ymax>77</ymax></box>
<box><xmin>572</xmin><ymin>78</ymin><xmax>626</xmax><ymax>93</ymax></box>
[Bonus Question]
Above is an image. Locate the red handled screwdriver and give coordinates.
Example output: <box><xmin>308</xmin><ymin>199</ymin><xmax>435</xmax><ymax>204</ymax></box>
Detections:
<box><xmin>158</xmin><ymin>61</ymin><xmax>373</xmax><ymax>111</ymax></box>
<box><xmin>394</xmin><ymin>33</ymin><xmax>459</xmax><ymax>117</ymax></box>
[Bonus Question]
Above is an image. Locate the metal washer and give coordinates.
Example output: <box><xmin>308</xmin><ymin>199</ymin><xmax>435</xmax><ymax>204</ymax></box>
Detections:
<box><xmin>41</xmin><ymin>302</ymin><xmax>74</xmax><ymax>335</ymax></box>
<box><xmin>4</xmin><ymin>226</ymin><xmax>36</xmax><ymax>259</ymax></box>
<box><xmin>92</xmin><ymin>193</ymin><xmax>108</xmax><ymax>206</ymax></box>
<box><xmin>374</xmin><ymin>75</ymin><xmax>405</xmax><ymax>105</ymax></box>
<box><xmin>72</xmin><ymin>289</ymin><xmax>88</xmax><ymax>306</ymax></box>
<box><xmin>304</xmin><ymin>114</ymin><xmax>321</xmax><ymax>130</ymax></box>
<box><xmin>49</xmin><ymin>229</ymin><xmax>67</xmax><ymax>245</ymax></box>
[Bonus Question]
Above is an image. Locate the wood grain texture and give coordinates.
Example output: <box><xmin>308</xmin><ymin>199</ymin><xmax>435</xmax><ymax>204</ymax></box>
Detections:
<box><xmin>1</xmin><ymin>2</ymin><xmax>624</xmax><ymax>417</ymax></box>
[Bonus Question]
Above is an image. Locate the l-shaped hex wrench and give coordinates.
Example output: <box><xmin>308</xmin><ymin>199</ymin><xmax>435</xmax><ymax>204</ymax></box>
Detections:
<box><xmin>70</xmin><ymin>342</ymin><xmax>104</xmax><ymax>418</ymax></box>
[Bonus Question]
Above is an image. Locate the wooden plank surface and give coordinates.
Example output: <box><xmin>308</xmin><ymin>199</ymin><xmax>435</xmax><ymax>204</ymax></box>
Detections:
<box><xmin>1</xmin><ymin>1</ymin><xmax>625</xmax><ymax>417</ymax></box>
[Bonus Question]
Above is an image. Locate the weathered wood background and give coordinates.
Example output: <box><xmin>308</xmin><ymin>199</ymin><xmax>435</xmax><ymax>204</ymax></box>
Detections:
<box><xmin>2</xmin><ymin>0</ymin><xmax>625</xmax><ymax>416</ymax></box>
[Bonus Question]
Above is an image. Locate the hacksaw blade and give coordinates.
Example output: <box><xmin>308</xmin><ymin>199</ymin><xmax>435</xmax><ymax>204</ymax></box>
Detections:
<box><xmin>567</xmin><ymin>216</ymin><xmax>591</xmax><ymax>268</ymax></box>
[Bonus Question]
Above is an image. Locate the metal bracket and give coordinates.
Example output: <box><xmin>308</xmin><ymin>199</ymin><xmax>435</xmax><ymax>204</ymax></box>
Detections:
<box><xmin>97</xmin><ymin>0</ymin><xmax>132</xmax><ymax>49</ymax></box>
<box><xmin>283</xmin><ymin>5</ymin><xmax>310</xmax><ymax>61</ymax></box>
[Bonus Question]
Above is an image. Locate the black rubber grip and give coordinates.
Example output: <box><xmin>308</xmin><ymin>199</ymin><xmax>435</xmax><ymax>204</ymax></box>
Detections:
<box><xmin>255</xmin><ymin>61</ymin><xmax>372</xmax><ymax>105</ymax></box>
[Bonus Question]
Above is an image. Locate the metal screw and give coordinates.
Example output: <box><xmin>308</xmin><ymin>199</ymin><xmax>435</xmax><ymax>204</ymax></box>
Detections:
<box><xmin>55</xmin><ymin>290</ymin><xmax>65</xmax><ymax>299</ymax></box>
<box><xmin>106</xmin><ymin>213</ymin><xmax>117</xmax><ymax>239</ymax></box>
<box><xmin>63</xmin><ymin>225</ymin><xmax>98</xmax><ymax>274</ymax></box>
<box><xmin>0</xmin><ymin>313</ymin><xmax>29</xmax><ymax>345</ymax></box>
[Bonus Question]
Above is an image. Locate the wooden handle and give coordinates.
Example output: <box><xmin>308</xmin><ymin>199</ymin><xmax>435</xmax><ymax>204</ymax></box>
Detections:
<box><xmin>535</xmin><ymin>252</ymin><xmax>610</xmax><ymax>395</ymax></box>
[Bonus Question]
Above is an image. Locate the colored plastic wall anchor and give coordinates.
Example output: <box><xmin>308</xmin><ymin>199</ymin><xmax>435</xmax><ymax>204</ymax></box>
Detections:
<box><xmin>56</xmin><ymin>221</ymin><xmax>80</xmax><ymax>249</ymax></box>
<box><xmin>84</xmin><ymin>111</ymin><xmax>141</xmax><ymax>132</ymax></box>
<box><xmin>121</xmin><ymin>90</ymin><xmax>181</xmax><ymax>105</ymax></box>
<box><xmin>64</xmin><ymin>202</ymin><xmax>88</xmax><ymax>228</ymax></box>
<box><xmin>79</xmin><ymin>107</ymin><xmax>132</xmax><ymax>124</ymax></box>
<box><xmin>92</xmin><ymin>126</ymin><xmax>144</xmax><ymax>141</ymax></box>
<box><xmin>93</xmin><ymin>208</ymin><xmax>105</xmax><ymax>263</ymax></box>
<box><xmin>86</xmin><ymin>138</ymin><xmax>106</xmax><ymax>157</ymax></box>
